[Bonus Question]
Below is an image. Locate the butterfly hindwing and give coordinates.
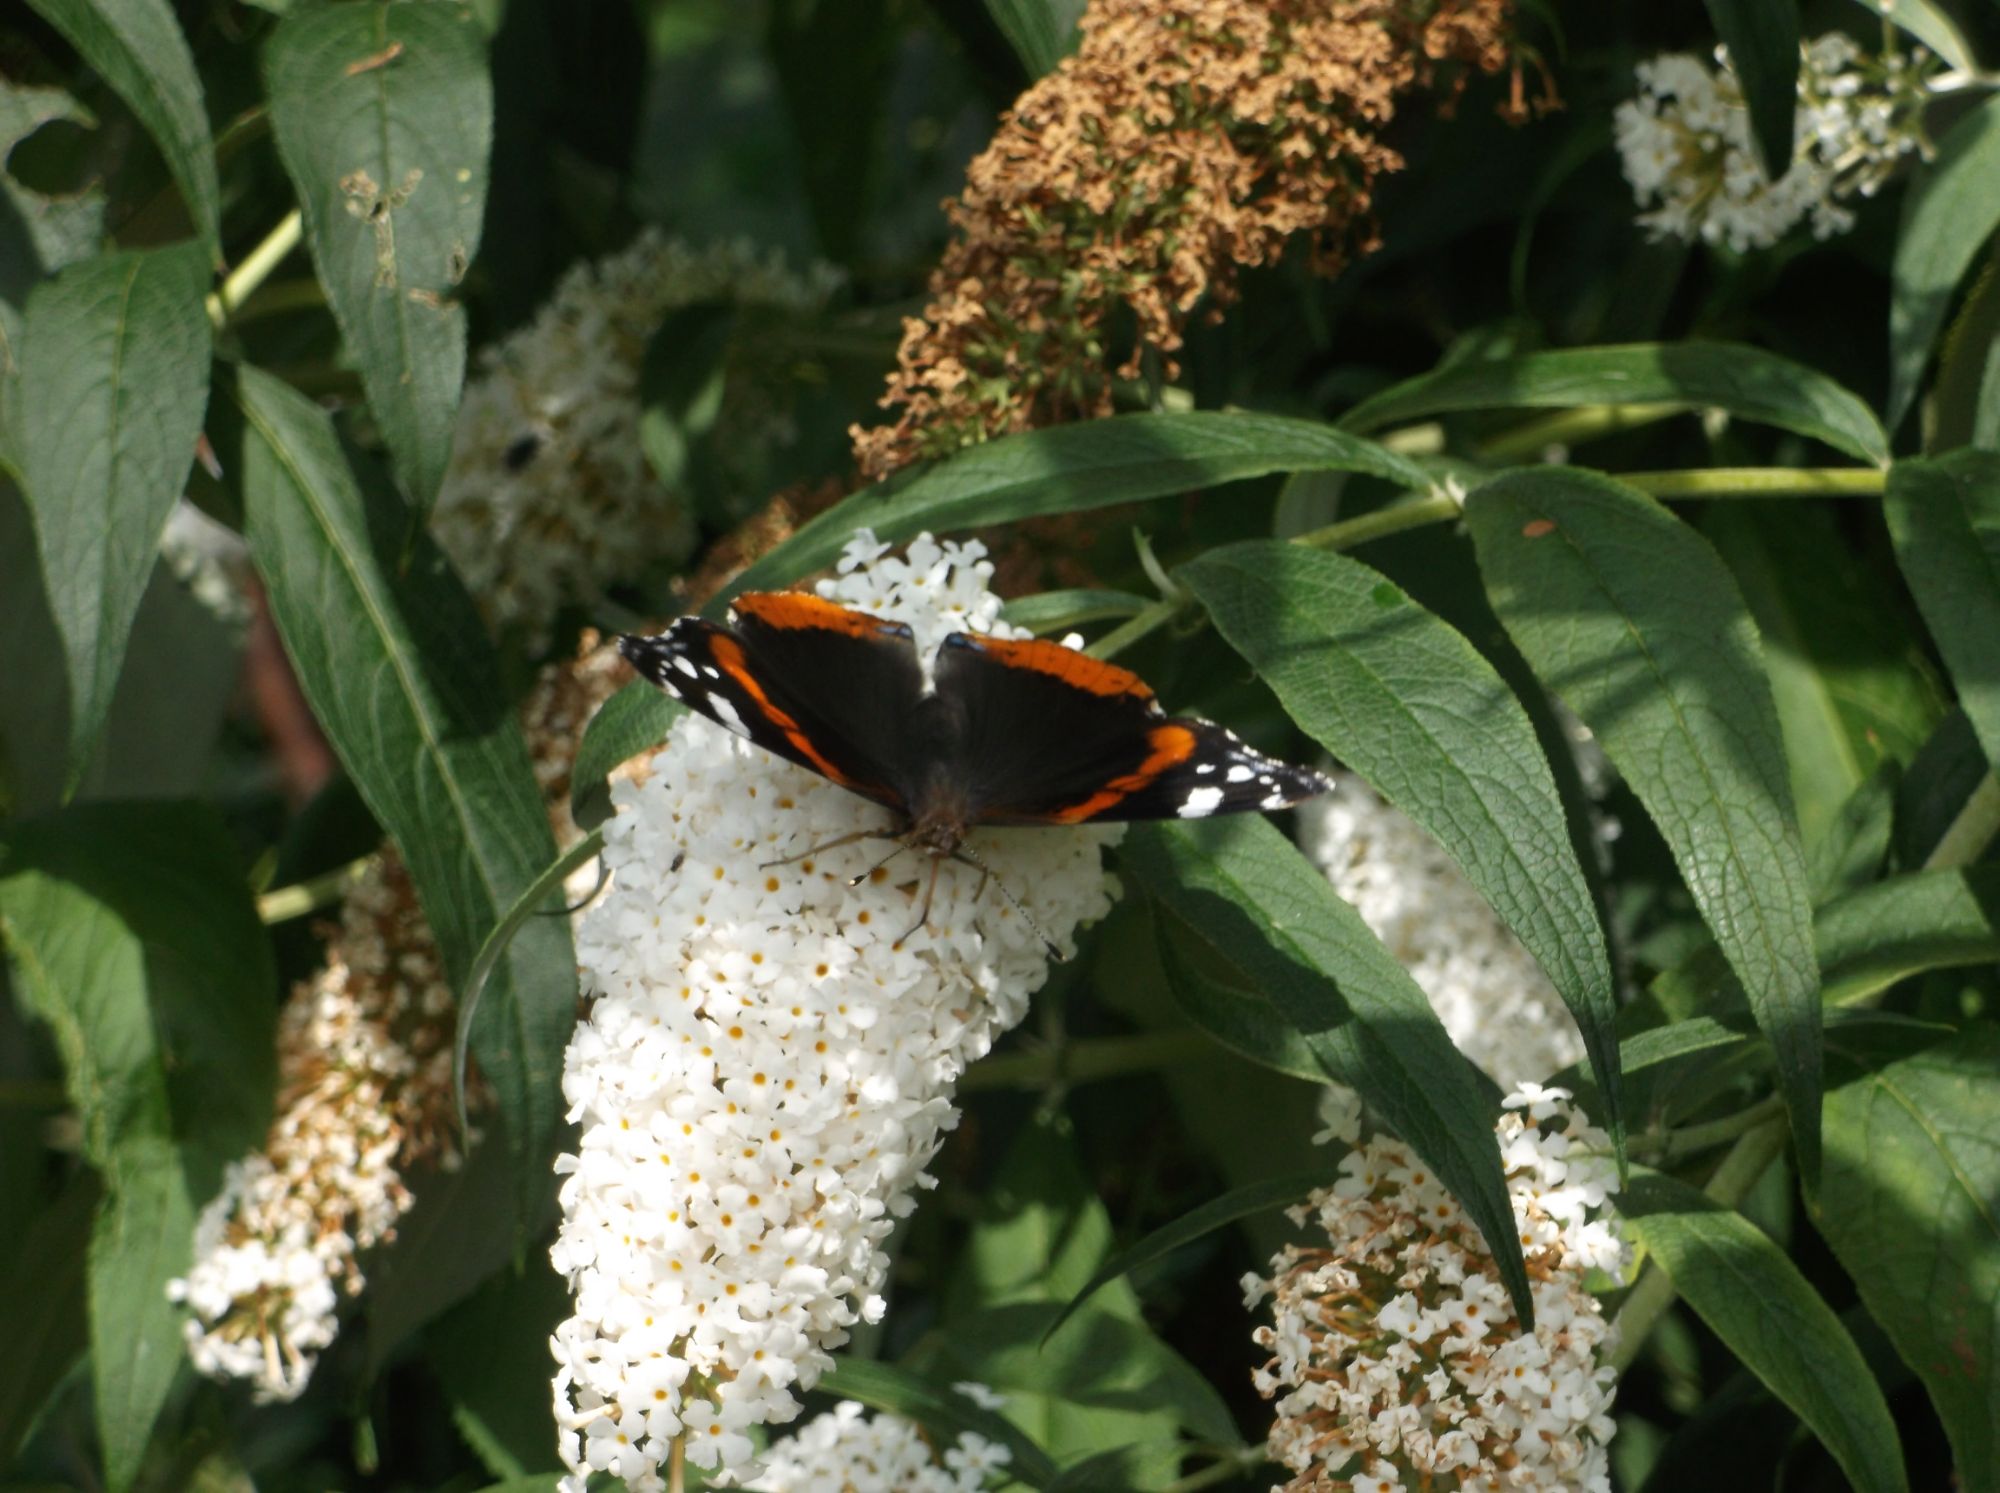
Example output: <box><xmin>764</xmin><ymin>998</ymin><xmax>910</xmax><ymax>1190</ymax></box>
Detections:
<box><xmin>929</xmin><ymin>632</ymin><xmax>1332</xmax><ymax>825</ymax></box>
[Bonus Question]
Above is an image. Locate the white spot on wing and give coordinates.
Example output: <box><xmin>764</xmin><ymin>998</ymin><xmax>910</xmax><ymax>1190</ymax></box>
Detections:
<box><xmin>1179</xmin><ymin>786</ymin><xmax>1225</xmax><ymax>817</ymax></box>
<box><xmin>673</xmin><ymin>654</ymin><xmax>699</xmax><ymax>679</ymax></box>
<box><xmin>1226</xmin><ymin>765</ymin><xmax>1255</xmax><ymax>783</ymax></box>
<box><xmin>709</xmin><ymin>696</ymin><xmax>750</xmax><ymax>737</ymax></box>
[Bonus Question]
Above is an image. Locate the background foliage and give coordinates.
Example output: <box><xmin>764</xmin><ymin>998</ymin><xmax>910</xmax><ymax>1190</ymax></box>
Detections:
<box><xmin>2</xmin><ymin>0</ymin><xmax>1998</xmax><ymax>1490</ymax></box>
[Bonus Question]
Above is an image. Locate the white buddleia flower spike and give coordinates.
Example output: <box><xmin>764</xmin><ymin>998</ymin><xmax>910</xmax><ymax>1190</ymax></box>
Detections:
<box><xmin>1615</xmin><ymin>33</ymin><xmax>1935</xmax><ymax>252</ymax></box>
<box><xmin>1246</xmin><ymin>1085</ymin><xmax>1628</xmax><ymax>1491</ymax></box>
<box><xmin>735</xmin><ymin>1396</ymin><xmax>1013</xmax><ymax>1491</ymax></box>
<box><xmin>548</xmin><ymin>530</ymin><xmax>1120</xmax><ymax>1490</ymax></box>
<box><xmin>432</xmin><ymin>231</ymin><xmax>842</xmax><ymax>646</ymax></box>
<box><xmin>1299</xmin><ymin>780</ymin><xmax>1584</xmax><ymax>1090</ymax></box>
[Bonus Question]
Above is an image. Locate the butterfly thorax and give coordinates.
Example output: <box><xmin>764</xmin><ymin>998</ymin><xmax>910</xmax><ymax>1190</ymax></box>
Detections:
<box><xmin>898</xmin><ymin>761</ymin><xmax>978</xmax><ymax>858</ymax></box>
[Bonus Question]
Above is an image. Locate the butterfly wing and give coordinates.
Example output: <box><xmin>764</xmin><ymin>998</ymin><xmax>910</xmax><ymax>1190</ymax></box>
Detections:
<box><xmin>619</xmin><ymin>592</ymin><xmax>929</xmax><ymax>811</ymax></box>
<box><xmin>931</xmin><ymin>632</ymin><xmax>1332</xmax><ymax>824</ymax></box>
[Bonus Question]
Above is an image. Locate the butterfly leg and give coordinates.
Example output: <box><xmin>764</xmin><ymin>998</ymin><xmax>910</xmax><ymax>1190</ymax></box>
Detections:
<box><xmin>892</xmin><ymin>855</ymin><xmax>945</xmax><ymax>949</ymax></box>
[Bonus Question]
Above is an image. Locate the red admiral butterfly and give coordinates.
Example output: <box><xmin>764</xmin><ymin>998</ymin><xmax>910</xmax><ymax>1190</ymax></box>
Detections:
<box><xmin>619</xmin><ymin>591</ymin><xmax>1332</xmax><ymax>942</ymax></box>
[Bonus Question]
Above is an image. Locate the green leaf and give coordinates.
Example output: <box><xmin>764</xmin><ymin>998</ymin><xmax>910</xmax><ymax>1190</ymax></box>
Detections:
<box><xmin>1817</xmin><ymin>1022</ymin><xmax>2000</xmax><ymax>1489</ymax></box>
<box><xmin>723</xmin><ymin>411</ymin><xmax>1429</xmax><ymax>600</ymax></box>
<box><xmin>265</xmin><ymin>1</ymin><xmax>492</xmax><ymax>511</ymax></box>
<box><xmin>1122</xmin><ymin>818</ymin><xmax>1531</xmax><ymax>1322</ymax></box>
<box><xmin>1888</xmin><ymin>93</ymin><xmax>2000</xmax><ymax>430</ymax></box>
<box><xmin>819</xmin><ymin>1360</ymin><xmax>1059</xmax><ymax>1490</ymax></box>
<box><xmin>935</xmin><ymin>1112</ymin><xmax>1241</xmax><ymax>1480</ymax></box>
<box><xmin>1047</xmin><ymin>1172</ymin><xmax>1322</xmax><ymax>1343</ymax></box>
<box><xmin>1702</xmin><ymin>0</ymin><xmax>1800</xmax><ymax>182</ymax></box>
<box><xmin>429</xmin><ymin>1267</ymin><xmax>570</xmax><ymax>1478</ymax></box>
<box><xmin>1573</xmin><ymin>866</ymin><xmax>2000</xmax><ymax>1107</ymax></box>
<box><xmin>1806</xmin><ymin>765</ymin><xmax>1896</xmax><ymax>902</ymax></box>
<box><xmin>1467</xmin><ymin>469</ymin><xmax>1822</xmax><ymax>1181</ymax></box>
<box><xmin>0</xmin><ymin>1173</ymin><xmax>94</xmax><ymax>1465</ymax></box>
<box><xmin>0</xmin><ymin>803</ymin><xmax>276</xmax><ymax>1492</ymax></box>
<box><xmin>16</xmin><ymin>243</ymin><xmax>213</xmax><ymax>792</ymax></box>
<box><xmin>931</xmin><ymin>1302</ymin><xmax>1234</xmax><ymax>1483</ymax></box>
<box><xmin>570</xmin><ymin>684</ymin><xmax>682</xmax><ymax>832</ymax></box>
<box><xmin>982</xmin><ymin>0</ymin><xmax>1085</xmax><ymax>77</ymax></box>
<box><xmin>1851</xmin><ymin>0</ymin><xmax>1974</xmax><ymax>71</ymax></box>
<box><xmin>1704</xmin><ymin>503</ymin><xmax>1940</xmax><ymax>857</ymax></box>
<box><xmin>1884</xmin><ymin>450</ymin><xmax>2000</xmax><ymax>768</ymax></box>
<box><xmin>1933</xmin><ymin>247</ymin><xmax>2000</xmax><ymax>453</ymax></box>
<box><xmin>364</xmin><ymin>1133</ymin><xmax>522</xmax><ymax>1376</ymax></box>
<box><xmin>22</xmin><ymin>0</ymin><xmax>220</xmax><ymax>253</ymax></box>
<box><xmin>577</xmin><ymin>410</ymin><xmax>1428</xmax><ymax>811</ymax></box>
<box><xmin>1153</xmin><ymin>911</ymin><xmax>1324</xmax><ymax>1083</ymax></box>
<box><xmin>0</xmin><ymin>83</ymin><xmax>107</xmax><ymax>301</ymax></box>
<box><xmin>1340</xmin><ymin>342</ymin><xmax>1889</xmax><ymax>465</ymax></box>
<box><xmin>87</xmin><ymin>1136</ymin><xmax>193</xmax><ymax>1493</ymax></box>
<box><xmin>1180</xmin><ymin>540</ymin><xmax>1622</xmax><ymax>1156</ymax></box>
<box><xmin>218</xmin><ymin>362</ymin><xmax>572</xmax><ymax>1210</ymax></box>
<box><xmin>1817</xmin><ymin>864</ymin><xmax>2000</xmax><ymax>1008</ymax></box>
<box><xmin>1624</xmin><ymin>1170</ymin><xmax>1908</xmax><ymax>1493</ymax></box>
<box><xmin>999</xmin><ymin>588</ymin><xmax>1151</xmax><ymax>634</ymax></box>
<box><xmin>0</xmin><ymin>803</ymin><xmax>275</xmax><ymax>1166</ymax></box>
<box><xmin>636</xmin><ymin>302</ymin><xmax>734</xmax><ymax>513</ymax></box>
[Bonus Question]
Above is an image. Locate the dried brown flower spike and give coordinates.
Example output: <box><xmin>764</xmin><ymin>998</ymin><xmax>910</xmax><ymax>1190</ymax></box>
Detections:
<box><xmin>852</xmin><ymin>0</ymin><xmax>1519</xmax><ymax>479</ymax></box>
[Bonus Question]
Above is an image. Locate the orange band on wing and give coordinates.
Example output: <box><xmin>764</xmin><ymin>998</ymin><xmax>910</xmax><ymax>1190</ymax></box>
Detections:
<box><xmin>709</xmin><ymin>634</ymin><xmax>862</xmax><ymax>788</ymax></box>
<box><xmin>964</xmin><ymin>634</ymin><xmax>1156</xmax><ymax>702</ymax></box>
<box><xmin>733</xmin><ymin>591</ymin><xmax>894</xmax><ymax>637</ymax></box>
<box><xmin>1047</xmin><ymin>723</ymin><xmax>1196</xmax><ymax>822</ymax></box>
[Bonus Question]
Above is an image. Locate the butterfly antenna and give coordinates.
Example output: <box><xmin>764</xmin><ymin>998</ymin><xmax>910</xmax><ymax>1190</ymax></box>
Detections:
<box><xmin>951</xmin><ymin>843</ymin><xmax>1066</xmax><ymax>963</ymax></box>
<box><xmin>760</xmin><ymin>828</ymin><xmax>885</xmax><ymax>870</ymax></box>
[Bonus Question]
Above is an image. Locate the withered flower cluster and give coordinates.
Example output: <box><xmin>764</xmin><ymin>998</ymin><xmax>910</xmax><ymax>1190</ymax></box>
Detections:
<box><xmin>169</xmin><ymin>644</ymin><xmax>626</xmax><ymax>1400</ymax></box>
<box><xmin>852</xmin><ymin>0</ymin><xmax>1520</xmax><ymax>479</ymax></box>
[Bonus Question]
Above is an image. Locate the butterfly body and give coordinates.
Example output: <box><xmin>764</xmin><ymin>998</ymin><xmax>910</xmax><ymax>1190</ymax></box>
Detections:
<box><xmin>618</xmin><ymin>591</ymin><xmax>1333</xmax><ymax>863</ymax></box>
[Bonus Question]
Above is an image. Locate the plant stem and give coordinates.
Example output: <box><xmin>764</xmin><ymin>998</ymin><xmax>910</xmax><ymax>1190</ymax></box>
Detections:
<box><xmin>257</xmin><ymin>854</ymin><xmax>372</xmax><ymax>924</ymax></box>
<box><xmin>1644</xmin><ymin>1092</ymin><xmax>1786</xmax><ymax>1164</ymax></box>
<box><xmin>1923</xmin><ymin>769</ymin><xmax>2000</xmax><ymax>871</ymax></box>
<box><xmin>1292</xmin><ymin>490</ymin><xmax>1463</xmax><ymax>552</ymax></box>
<box><xmin>1163</xmin><ymin>1448</ymin><xmax>1267</xmax><ymax>1493</ymax></box>
<box><xmin>207</xmin><ymin>209</ymin><xmax>305</xmax><ymax>329</ymax></box>
<box><xmin>670</xmin><ymin>1436</ymin><xmax>685</xmax><ymax>1493</ymax></box>
<box><xmin>1086</xmin><ymin>594</ymin><xmax>1185</xmax><ymax>659</ymax></box>
<box><xmin>1619</xmin><ymin>467</ymin><xmax>1886</xmax><ymax>499</ymax></box>
<box><xmin>1609</xmin><ymin>1115</ymin><xmax>1788</xmax><ymax>1373</ymax></box>
<box><xmin>1475</xmin><ymin>402</ymin><xmax>1682</xmax><ymax>463</ymax></box>
<box><xmin>958</xmin><ymin>1030</ymin><xmax>1211</xmax><ymax>1092</ymax></box>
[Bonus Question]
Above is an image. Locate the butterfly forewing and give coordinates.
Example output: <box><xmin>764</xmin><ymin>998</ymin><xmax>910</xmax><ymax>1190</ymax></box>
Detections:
<box><xmin>618</xmin><ymin>594</ymin><xmax>928</xmax><ymax>809</ymax></box>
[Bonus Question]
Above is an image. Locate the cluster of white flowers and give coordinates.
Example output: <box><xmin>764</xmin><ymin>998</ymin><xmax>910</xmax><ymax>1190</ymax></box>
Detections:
<box><xmin>432</xmin><ymin>231</ymin><xmax>841</xmax><ymax>645</ymax></box>
<box><xmin>167</xmin><ymin>857</ymin><xmax>461</xmax><ymax>1401</ymax></box>
<box><xmin>740</xmin><ymin>1396</ymin><xmax>1012</xmax><ymax>1491</ymax></box>
<box><xmin>158</xmin><ymin>497</ymin><xmax>252</xmax><ymax>626</ymax></box>
<box><xmin>1246</xmin><ymin>1084</ymin><xmax>1626</xmax><ymax>1492</ymax></box>
<box><xmin>1615</xmin><ymin>33</ymin><xmax>1934</xmax><ymax>251</ymax></box>
<box><xmin>1299</xmin><ymin>781</ymin><xmax>1583</xmax><ymax>1090</ymax></box>
<box><xmin>549</xmin><ymin>531</ymin><xmax>1120</xmax><ymax>1490</ymax></box>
